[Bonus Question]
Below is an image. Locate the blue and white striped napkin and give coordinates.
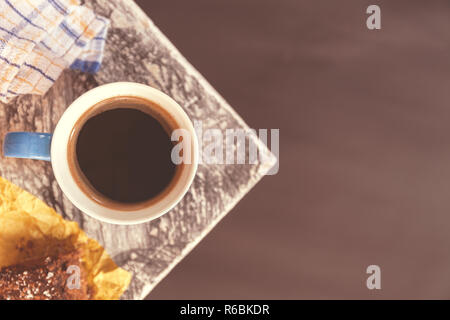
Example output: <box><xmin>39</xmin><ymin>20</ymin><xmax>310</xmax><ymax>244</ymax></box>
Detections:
<box><xmin>0</xmin><ymin>0</ymin><xmax>109</xmax><ymax>103</ymax></box>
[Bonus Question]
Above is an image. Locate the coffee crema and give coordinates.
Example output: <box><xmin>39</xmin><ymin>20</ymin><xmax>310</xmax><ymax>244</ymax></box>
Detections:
<box><xmin>67</xmin><ymin>96</ymin><xmax>184</xmax><ymax>211</ymax></box>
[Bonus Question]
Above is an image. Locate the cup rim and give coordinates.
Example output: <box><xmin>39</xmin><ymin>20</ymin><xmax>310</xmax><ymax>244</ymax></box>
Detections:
<box><xmin>51</xmin><ymin>82</ymin><xmax>198</xmax><ymax>225</ymax></box>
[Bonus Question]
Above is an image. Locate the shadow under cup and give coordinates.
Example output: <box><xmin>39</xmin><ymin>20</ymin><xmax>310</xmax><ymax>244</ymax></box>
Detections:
<box><xmin>67</xmin><ymin>96</ymin><xmax>188</xmax><ymax>212</ymax></box>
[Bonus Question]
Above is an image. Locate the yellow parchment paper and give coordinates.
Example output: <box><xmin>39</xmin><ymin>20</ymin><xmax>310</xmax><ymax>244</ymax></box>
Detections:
<box><xmin>0</xmin><ymin>176</ymin><xmax>131</xmax><ymax>299</ymax></box>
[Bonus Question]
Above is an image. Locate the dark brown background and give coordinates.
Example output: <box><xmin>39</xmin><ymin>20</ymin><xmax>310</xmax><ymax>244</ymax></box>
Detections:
<box><xmin>135</xmin><ymin>0</ymin><xmax>450</xmax><ymax>299</ymax></box>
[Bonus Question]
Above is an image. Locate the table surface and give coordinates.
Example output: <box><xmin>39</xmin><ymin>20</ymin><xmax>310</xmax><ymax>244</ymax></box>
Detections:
<box><xmin>136</xmin><ymin>0</ymin><xmax>450</xmax><ymax>300</ymax></box>
<box><xmin>0</xmin><ymin>0</ymin><xmax>275</xmax><ymax>299</ymax></box>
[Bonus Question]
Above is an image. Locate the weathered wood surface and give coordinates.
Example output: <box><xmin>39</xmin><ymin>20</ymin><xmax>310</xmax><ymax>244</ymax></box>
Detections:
<box><xmin>0</xmin><ymin>0</ymin><xmax>276</xmax><ymax>299</ymax></box>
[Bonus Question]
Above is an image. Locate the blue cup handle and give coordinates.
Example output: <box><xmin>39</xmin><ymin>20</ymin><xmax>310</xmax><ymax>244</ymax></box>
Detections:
<box><xmin>3</xmin><ymin>132</ymin><xmax>53</xmax><ymax>162</ymax></box>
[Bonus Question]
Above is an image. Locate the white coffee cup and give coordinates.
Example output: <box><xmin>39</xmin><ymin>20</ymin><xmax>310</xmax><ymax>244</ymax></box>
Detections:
<box><xmin>3</xmin><ymin>82</ymin><xmax>198</xmax><ymax>225</ymax></box>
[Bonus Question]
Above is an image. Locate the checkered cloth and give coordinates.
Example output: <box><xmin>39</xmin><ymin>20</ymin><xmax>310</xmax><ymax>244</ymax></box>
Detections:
<box><xmin>0</xmin><ymin>0</ymin><xmax>109</xmax><ymax>103</ymax></box>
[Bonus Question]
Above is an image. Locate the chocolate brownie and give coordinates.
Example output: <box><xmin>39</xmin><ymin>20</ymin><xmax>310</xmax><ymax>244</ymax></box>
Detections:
<box><xmin>0</xmin><ymin>250</ymin><xmax>91</xmax><ymax>300</ymax></box>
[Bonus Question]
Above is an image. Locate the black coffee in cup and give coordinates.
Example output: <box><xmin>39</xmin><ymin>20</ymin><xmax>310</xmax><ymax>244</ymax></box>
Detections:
<box><xmin>68</xmin><ymin>96</ymin><xmax>181</xmax><ymax>208</ymax></box>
